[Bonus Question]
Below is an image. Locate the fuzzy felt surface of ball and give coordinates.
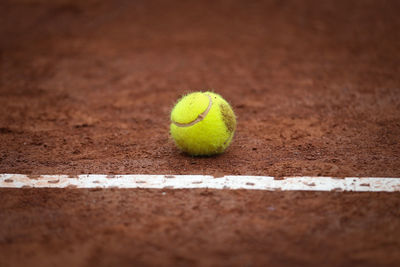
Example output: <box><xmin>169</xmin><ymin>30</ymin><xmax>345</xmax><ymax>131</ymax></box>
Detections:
<box><xmin>170</xmin><ymin>91</ymin><xmax>236</xmax><ymax>156</ymax></box>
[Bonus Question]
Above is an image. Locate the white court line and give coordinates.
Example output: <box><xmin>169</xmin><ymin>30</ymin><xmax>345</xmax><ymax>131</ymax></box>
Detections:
<box><xmin>1</xmin><ymin>174</ymin><xmax>400</xmax><ymax>192</ymax></box>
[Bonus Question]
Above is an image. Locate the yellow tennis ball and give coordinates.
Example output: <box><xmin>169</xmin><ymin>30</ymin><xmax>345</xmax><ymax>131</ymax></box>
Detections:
<box><xmin>170</xmin><ymin>91</ymin><xmax>236</xmax><ymax>156</ymax></box>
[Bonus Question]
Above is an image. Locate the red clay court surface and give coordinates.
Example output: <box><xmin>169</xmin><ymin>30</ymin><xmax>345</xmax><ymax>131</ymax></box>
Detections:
<box><xmin>1</xmin><ymin>0</ymin><xmax>400</xmax><ymax>266</ymax></box>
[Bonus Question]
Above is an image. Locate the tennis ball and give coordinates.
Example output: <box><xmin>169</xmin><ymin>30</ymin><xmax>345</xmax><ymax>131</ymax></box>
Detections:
<box><xmin>170</xmin><ymin>91</ymin><xmax>236</xmax><ymax>156</ymax></box>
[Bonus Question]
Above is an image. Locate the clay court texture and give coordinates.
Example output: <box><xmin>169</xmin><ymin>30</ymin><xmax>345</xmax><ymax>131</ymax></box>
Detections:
<box><xmin>1</xmin><ymin>0</ymin><xmax>400</xmax><ymax>266</ymax></box>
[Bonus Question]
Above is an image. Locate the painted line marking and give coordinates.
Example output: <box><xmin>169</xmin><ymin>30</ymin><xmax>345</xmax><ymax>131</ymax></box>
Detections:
<box><xmin>0</xmin><ymin>174</ymin><xmax>400</xmax><ymax>192</ymax></box>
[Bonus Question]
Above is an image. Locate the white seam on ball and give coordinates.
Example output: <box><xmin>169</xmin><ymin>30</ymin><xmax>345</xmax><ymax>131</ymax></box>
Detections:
<box><xmin>172</xmin><ymin>94</ymin><xmax>213</xmax><ymax>127</ymax></box>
